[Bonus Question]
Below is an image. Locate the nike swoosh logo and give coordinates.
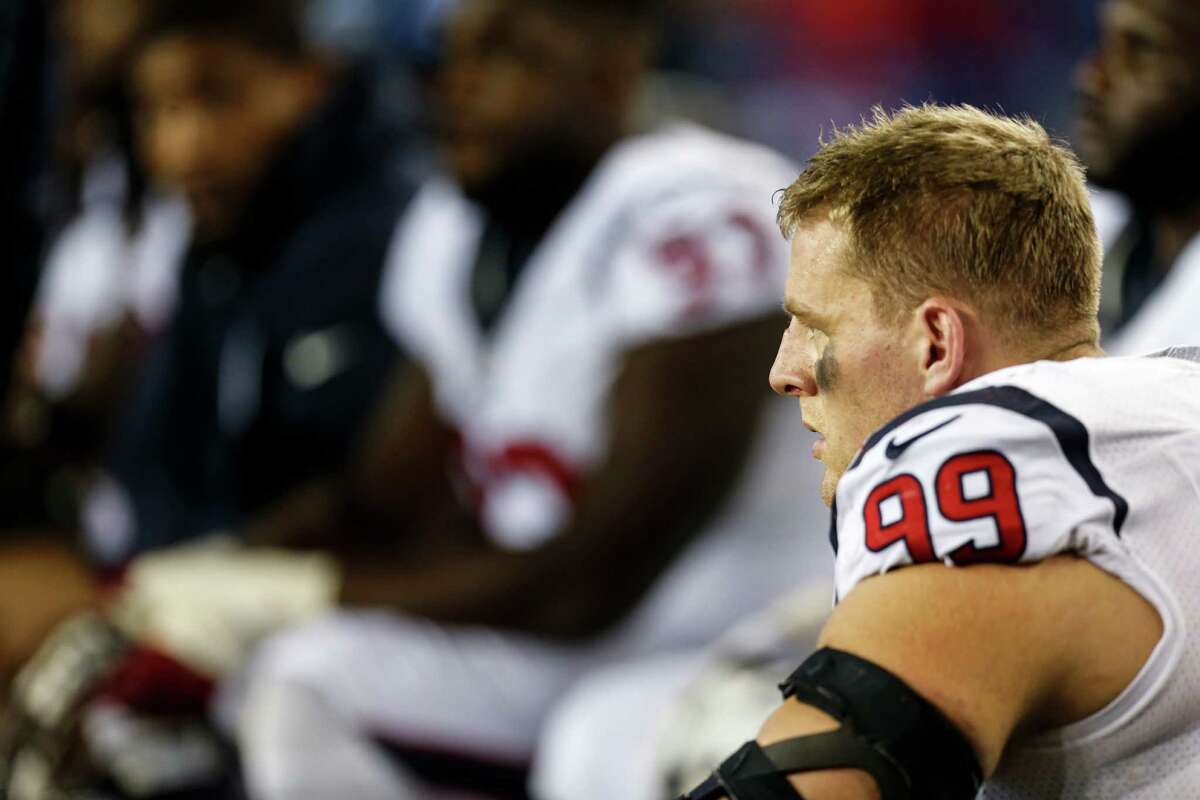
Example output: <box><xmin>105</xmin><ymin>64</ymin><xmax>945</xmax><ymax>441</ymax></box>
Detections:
<box><xmin>885</xmin><ymin>415</ymin><xmax>962</xmax><ymax>459</ymax></box>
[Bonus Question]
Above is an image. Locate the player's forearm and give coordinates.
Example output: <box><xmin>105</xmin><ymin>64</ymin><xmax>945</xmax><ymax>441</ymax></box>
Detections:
<box><xmin>241</xmin><ymin>480</ymin><xmax>348</xmax><ymax>549</ymax></box>
<box><xmin>240</xmin><ymin>477</ymin><xmax>445</xmax><ymax>553</ymax></box>
<box><xmin>243</xmin><ymin>395</ymin><xmax>462</xmax><ymax>551</ymax></box>
<box><xmin>335</xmin><ymin>540</ymin><xmax>564</xmax><ymax>632</ymax></box>
<box><xmin>752</xmin><ymin>701</ymin><xmax>883</xmax><ymax>799</ymax></box>
<box><xmin>335</xmin><ymin>321</ymin><xmax>776</xmax><ymax>634</ymax></box>
<box><xmin>334</xmin><ymin>489</ymin><xmax>706</xmax><ymax>639</ymax></box>
<box><xmin>244</xmin><ymin>363</ymin><xmax>459</xmax><ymax>549</ymax></box>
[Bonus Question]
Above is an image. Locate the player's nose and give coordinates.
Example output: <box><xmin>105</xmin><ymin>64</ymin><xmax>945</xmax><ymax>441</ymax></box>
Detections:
<box><xmin>769</xmin><ymin>332</ymin><xmax>818</xmax><ymax>397</ymax></box>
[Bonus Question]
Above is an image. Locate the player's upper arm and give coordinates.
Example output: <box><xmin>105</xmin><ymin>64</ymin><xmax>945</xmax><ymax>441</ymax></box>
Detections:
<box><xmin>755</xmin><ymin>553</ymin><xmax>1161</xmax><ymax>799</ymax></box>
<box><xmin>747</xmin><ymin>387</ymin><xmax>1162</xmax><ymax>797</ymax></box>
<box><xmin>488</xmin><ymin>179</ymin><xmax>793</xmax><ymax>633</ymax></box>
<box><xmin>470</xmin><ymin>178</ymin><xmax>790</xmax><ymax>556</ymax></box>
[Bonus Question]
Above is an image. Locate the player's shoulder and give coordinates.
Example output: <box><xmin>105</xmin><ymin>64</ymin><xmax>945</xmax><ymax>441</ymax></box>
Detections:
<box><xmin>834</xmin><ymin>353</ymin><xmax>1200</xmax><ymax>570</ymax></box>
<box><xmin>840</xmin><ymin>375</ymin><xmax>1107</xmax><ymax>539</ymax></box>
<box><xmin>612</xmin><ymin>122</ymin><xmax>791</xmax><ymax>168</ymax></box>
<box><xmin>594</xmin><ymin>127</ymin><xmax>798</xmax><ymax>339</ymax></box>
<box><xmin>848</xmin><ymin>361</ymin><xmax>1094</xmax><ymax>480</ymax></box>
<box><xmin>600</xmin><ymin>123</ymin><xmax>798</xmax><ymax>203</ymax></box>
<box><xmin>830</xmin><ymin>358</ymin><xmax>1162</xmax><ymax>599</ymax></box>
<box><xmin>590</xmin><ymin>124</ymin><xmax>796</xmax><ymax>254</ymax></box>
<box><xmin>394</xmin><ymin>125</ymin><xmax>796</xmax><ymax>244</ymax></box>
<box><xmin>851</xmin><ymin>351</ymin><xmax>1200</xmax><ymax>471</ymax></box>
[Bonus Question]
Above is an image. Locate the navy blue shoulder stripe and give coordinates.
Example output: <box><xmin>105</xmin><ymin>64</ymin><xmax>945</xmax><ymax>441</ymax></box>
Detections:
<box><xmin>828</xmin><ymin>496</ymin><xmax>839</xmax><ymax>556</ymax></box>
<box><xmin>848</xmin><ymin>385</ymin><xmax>1129</xmax><ymax>536</ymax></box>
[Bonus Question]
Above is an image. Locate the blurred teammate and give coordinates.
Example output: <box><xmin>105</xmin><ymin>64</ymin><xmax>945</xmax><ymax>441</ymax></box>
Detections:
<box><xmin>1077</xmin><ymin>0</ymin><xmax>1200</xmax><ymax>351</ymax></box>
<box><xmin>212</xmin><ymin>0</ymin><xmax>819</xmax><ymax>797</ymax></box>
<box><xmin>97</xmin><ymin>0</ymin><xmax>418</xmax><ymax>558</ymax></box>
<box><xmin>680</xmin><ymin>105</ymin><xmax>1199</xmax><ymax>800</ymax></box>
<box><xmin>5</xmin><ymin>0</ymin><xmax>821</xmax><ymax>796</ymax></box>
<box><xmin>1</xmin><ymin>0</ymin><xmax>419</xmax><ymax>793</ymax></box>
<box><xmin>4</xmin><ymin>0</ymin><xmax>191</xmax><ymax>533</ymax></box>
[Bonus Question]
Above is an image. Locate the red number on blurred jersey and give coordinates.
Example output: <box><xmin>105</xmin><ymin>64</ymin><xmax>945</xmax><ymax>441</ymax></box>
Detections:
<box><xmin>726</xmin><ymin>212</ymin><xmax>773</xmax><ymax>278</ymax></box>
<box><xmin>654</xmin><ymin>213</ymin><xmax>775</xmax><ymax>320</ymax></box>
<box><xmin>656</xmin><ymin>235</ymin><xmax>712</xmax><ymax>318</ymax></box>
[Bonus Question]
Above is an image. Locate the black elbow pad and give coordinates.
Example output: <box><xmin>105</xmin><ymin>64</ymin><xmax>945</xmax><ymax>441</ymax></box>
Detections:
<box><xmin>679</xmin><ymin>648</ymin><xmax>982</xmax><ymax>800</ymax></box>
<box><xmin>679</xmin><ymin>740</ymin><xmax>807</xmax><ymax>800</ymax></box>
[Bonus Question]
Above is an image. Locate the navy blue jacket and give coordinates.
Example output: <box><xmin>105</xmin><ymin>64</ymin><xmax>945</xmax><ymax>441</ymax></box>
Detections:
<box><xmin>107</xmin><ymin>68</ymin><xmax>420</xmax><ymax>558</ymax></box>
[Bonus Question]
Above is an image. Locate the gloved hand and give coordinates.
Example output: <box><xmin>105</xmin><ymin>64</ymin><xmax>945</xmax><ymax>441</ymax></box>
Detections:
<box><xmin>0</xmin><ymin>611</ymin><xmax>236</xmax><ymax>800</ymax></box>
<box><xmin>0</xmin><ymin>538</ymin><xmax>340</xmax><ymax>800</ymax></box>
<box><xmin>109</xmin><ymin>537</ymin><xmax>342</xmax><ymax>676</ymax></box>
<box><xmin>0</xmin><ymin>612</ymin><xmax>129</xmax><ymax>800</ymax></box>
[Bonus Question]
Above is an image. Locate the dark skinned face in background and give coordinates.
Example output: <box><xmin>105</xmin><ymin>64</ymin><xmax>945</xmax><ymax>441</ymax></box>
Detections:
<box><xmin>438</xmin><ymin>0</ymin><xmax>612</xmax><ymax>204</ymax></box>
<box><xmin>132</xmin><ymin>34</ymin><xmax>321</xmax><ymax>241</ymax></box>
<box><xmin>1075</xmin><ymin>0</ymin><xmax>1200</xmax><ymax>205</ymax></box>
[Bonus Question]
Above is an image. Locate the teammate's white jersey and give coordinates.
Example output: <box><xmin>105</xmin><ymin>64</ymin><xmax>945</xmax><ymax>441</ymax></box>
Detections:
<box><xmin>832</xmin><ymin>348</ymin><xmax>1200</xmax><ymax>798</ymax></box>
<box><xmin>1090</xmin><ymin>188</ymin><xmax>1200</xmax><ymax>356</ymax></box>
<box><xmin>34</xmin><ymin>189</ymin><xmax>189</xmax><ymax>399</ymax></box>
<box><xmin>381</xmin><ymin>122</ymin><xmax>797</xmax><ymax>551</ymax></box>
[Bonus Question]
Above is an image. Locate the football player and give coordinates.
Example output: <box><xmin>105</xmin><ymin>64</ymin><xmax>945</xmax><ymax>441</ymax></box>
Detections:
<box><xmin>680</xmin><ymin>105</ymin><xmax>1199</xmax><ymax>799</ymax></box>
<box><xmin>541</xmin><ymin>4</ymin><xmax>1200</xmax><ymax>795</ymax></box>
<box><xmin>0</xmin><ymin>0</ymin><xmax>419</xmax><ymax>793</ymax></box>
<box><xmin>22</xmin><ymin>0</ymin><xmax>825</xmax><ymax>798</ymax></box>
<box><xmin>223</xmin><ymin>0</ymin><xmax>822</xmax><ymax>795</ymax></box>
<box><xmin>1079</xmin><ymin>0</ymin><xmax>1200</xmax><ymax>352</ymax></box>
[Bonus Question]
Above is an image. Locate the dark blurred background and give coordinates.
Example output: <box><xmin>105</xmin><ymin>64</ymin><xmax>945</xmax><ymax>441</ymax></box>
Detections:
<box><xmin>316</xmin><ymin>0</ymin><xmax>1100</xmax><ymax>154</ymax></box>
<box><xmin>1</xmin><ymin>0</ymin><xmax>1106</xmax><ymax>535</ymax></box>
<box><xmin>658</xmin><ymin>0</ymin><xmax>1098</xmax><ymax>156</ymax></box>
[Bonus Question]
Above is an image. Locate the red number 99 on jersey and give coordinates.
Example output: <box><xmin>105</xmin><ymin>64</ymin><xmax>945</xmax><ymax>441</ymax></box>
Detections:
<box><xmin>864</xmin><ymin>450</ymin><xmax>1027</xmax><ymax>566</ymax></box>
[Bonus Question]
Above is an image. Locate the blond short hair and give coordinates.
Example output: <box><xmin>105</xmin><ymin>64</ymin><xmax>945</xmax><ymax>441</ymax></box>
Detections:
<box><xmin>778</xmin><ymin>104</ymin><xmax>1101</xmax><ymax>337</ymax></box>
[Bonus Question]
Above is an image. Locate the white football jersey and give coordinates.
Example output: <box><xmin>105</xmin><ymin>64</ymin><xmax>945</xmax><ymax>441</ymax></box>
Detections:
<box><xmin>378</xmin><ymin>124</ymin><xmax>834</xmax><ymax>653</ymax></box>
<box><xmin>832</xmin><ymin>348</ymin><xmax>1200</xmax><ymax>798</ymax></box>
<box><xmin>1089</xmin><ymin>188</ymin><xmax>1200</xmax><ymax>356</ymax></box>
<box><xmin>34</xmin><ymin>192</ymin><xmax>190</xmax><ymax>399</ymax></box>
<box><xmin>381</xmin><ymin>123</ymin><xmax>797</xmax><ymax>550</ymax></box>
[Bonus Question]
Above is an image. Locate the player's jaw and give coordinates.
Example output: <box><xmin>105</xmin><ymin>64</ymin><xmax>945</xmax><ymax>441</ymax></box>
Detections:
<box><xmin>796</xmin><ymin>403</ymin><xmax>843</xmax><ymax>506</ymax></box>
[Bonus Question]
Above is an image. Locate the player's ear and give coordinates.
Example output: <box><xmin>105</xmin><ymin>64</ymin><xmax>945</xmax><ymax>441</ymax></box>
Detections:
<box><xmin>912</xmin><ymin>298</ymin><xmax>966</xmax><ymax>397</ymax></box>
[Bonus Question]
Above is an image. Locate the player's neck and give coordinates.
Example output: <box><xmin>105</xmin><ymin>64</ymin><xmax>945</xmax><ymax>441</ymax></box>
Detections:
<box><xmin>961</xmin><ymin>331</ymin><xmax>1102</xmax><ymax>387</ymax></box>
<box><xmin>480</xmin><ymin>144</ymin><xmax>608</xmax><ymax>239</ymax></box>
<box><xmin>1041</xmin><ymin>338</ymin><xmax>1105</xmax><ymax>362</ymax></box>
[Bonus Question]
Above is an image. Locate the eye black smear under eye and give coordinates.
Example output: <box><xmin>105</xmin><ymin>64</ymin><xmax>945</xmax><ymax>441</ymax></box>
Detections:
<box><xmin>814</xmin><ymin>341</ymin><xmax>839</xmax><ymax>392</ymax></box>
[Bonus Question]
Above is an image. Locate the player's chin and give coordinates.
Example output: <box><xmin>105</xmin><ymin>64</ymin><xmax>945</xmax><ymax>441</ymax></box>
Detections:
<box><xmin>188</xmin><ymin>198</ymin><xmax>237</xmax><ymax>244</ymax></box>
<box><xmin>819</xmin><ymin>470</ymin><xmax>837</xmax><ymax>508</ymax></box>
<box><xmin>444</xmin><ymin>141</ymin><xmax>496</xmax><ymax>193</ymax></box>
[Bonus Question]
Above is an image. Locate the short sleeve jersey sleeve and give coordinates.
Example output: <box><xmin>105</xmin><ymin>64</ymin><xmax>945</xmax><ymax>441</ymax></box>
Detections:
<box><xmin>832</xmin><ymin>386</ymin><xmax>1129</xmax><ymax>602</ymax></box>
<box><xmin>606</xmin><ymin>182</ymin><xmax>789</xmax><ymax>344</ymax></box>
